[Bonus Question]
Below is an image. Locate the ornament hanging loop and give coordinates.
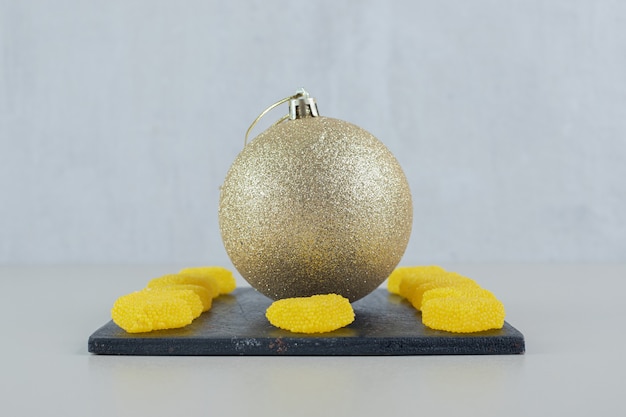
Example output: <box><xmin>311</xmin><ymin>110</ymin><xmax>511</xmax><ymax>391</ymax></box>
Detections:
<box><xmin>244</xmin><ymin>88</ymin><xmax>319</xmax><ymax>147</ymax></box>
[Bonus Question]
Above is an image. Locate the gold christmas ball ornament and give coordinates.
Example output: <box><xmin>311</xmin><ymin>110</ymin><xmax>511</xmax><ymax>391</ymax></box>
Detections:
<box><xmin>219</xmin><ymin>89</ymin><xmax>413</xmax><ymax>302</ymax></box>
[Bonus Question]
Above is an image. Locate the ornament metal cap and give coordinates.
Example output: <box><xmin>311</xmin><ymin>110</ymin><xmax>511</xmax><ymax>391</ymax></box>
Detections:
<box><xmin>289</xmin><ymin>88</ymin><xmax>319</xmax><ymax>120</ymax></box>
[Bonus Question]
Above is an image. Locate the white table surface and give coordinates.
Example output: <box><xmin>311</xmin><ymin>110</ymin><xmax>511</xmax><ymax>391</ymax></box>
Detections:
<box><xmin>0</xmin><ymin>264</ymin><xmax>624</xmax><ymax>416</ymax></box>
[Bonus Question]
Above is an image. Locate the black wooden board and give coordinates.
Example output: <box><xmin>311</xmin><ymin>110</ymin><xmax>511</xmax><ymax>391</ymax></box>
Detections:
<box><xmin>88</xmin><ymin>288</ymin><xmax>525</xmax><ymax>356</ymax></box>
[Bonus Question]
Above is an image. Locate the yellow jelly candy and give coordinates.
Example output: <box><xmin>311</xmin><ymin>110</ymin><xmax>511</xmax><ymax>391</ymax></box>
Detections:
<box><xmin>421</xmin><ymin>297</ymin><xmax>505</xmax><ymax>333</ymax></box>
<box><xmin>147</xmin><ymin>274</ymin><xmax>219</xmax><ymax>299</ymax></box>
<box><xmin>421</xmin><ymin>286</ymin><xmax>497</xmax><ymax>308</ymax></box>
<box><xmin>386</xmin><ymin>266</ymin><xmax>413</xmax><ymax>295</ymax></box>
<box><xmin>396</xmin><ymin>266</ymin><xmax>448</xmax><ymax>298</ymax></box>
<box><xmin>146</xmin><ymin>284</ymin><xmax>213</xmax><ymax>312</ymax></box>
<box><xmin>265</xmin><ymin>294</ymin><xmax>355</xmax><ymax>334</ymax></box>
<box><xmin>408</xmin><ymin>273</ymin><xmax>479</xmax><ymax>310</ymax></box>
<box><xmin>111</xmin><ymin>289</ymin><xmax>203</xmax><ymax>333</ymax></box>
<box><xmin>179</xmin><ymin>266</ymin><xmax>237</xmax><ymax>295</ymax></box>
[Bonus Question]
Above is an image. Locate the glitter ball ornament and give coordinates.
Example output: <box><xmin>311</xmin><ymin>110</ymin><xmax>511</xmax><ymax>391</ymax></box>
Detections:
<box><xmin>219</xmin><ymin>90</ymin><xmax>413</xmax><ymax>302</ymax></box>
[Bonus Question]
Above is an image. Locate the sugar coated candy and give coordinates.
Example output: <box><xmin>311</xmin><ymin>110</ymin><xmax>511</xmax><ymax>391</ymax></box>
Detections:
<box><xmin>111</xmin><ymin>289</ymin><xmax>203</xmax><ymax>333</ymax></box>
<box><xmin>386</xmin><ymin>265</ymin><xmax>506</xmax><ymax>333</ymax></box>
<box><xmin>111</xmin><ymin>266</ymin><xmax>236</xmax><ymax>333</ymax></box>
<box><xmin>179</xmin><ymin>266</ymin><xmax>237</xmax><ymax>295</ymax></box>
<box><xmin>421</xmin><ymin>297</ymin><xmax>505</xmax><ymax>333</ymax></box>
<box><xmin>266</xmin><ymin>294</ymin><xmax>355</xmax><ymax>333</ymax></box>
<box><xmin>147</xmin><ymin>273</ymin><xmax>219</xmax><ymax>298</ymax></box>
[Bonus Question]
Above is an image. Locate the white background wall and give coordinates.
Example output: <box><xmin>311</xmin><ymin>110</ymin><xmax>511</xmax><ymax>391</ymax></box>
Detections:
<box><xmin>1</xmin><ymin>0</ymin><xmax>624</xmax><ymax>265</ymax></box>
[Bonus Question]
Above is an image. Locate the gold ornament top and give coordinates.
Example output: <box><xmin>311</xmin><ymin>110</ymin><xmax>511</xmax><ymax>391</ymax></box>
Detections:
<box><xmin>219</xmin><ymin>110</ymin><xmax>413</xmax><ymax>302</ymax></box>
